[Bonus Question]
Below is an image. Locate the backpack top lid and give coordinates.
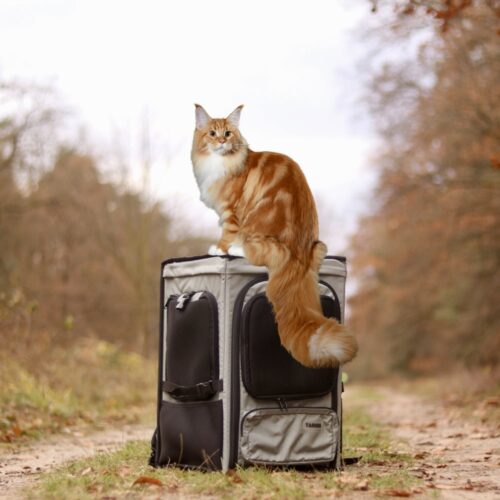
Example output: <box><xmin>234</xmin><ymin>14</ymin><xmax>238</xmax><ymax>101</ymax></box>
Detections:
<box><xmin>161</xmin><ymin>254</ymin><xmax>347</xmax><ymax>279</ymax></box>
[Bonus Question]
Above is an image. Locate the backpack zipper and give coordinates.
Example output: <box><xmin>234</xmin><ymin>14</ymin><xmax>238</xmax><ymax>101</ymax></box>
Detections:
<box><xmin>277</xmin><ymin>398</ymin><xmax>288</xmax><ymax>411</ymax></box>
<box><xmin>175</xmin><ymin>292</ymin><xmax>195</xmax><ymax>310</ymax></box>
<box><xmin>228</xmin><ymin>275</ymin><xmax>268</xmax><ymax>469</ymax></box>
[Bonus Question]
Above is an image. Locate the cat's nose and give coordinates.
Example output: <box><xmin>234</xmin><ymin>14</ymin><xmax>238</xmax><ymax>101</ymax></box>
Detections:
<box><xmin>218</xmin><ymin>138</ymin><xmax>225</xmax><ymax>144</ymax></box>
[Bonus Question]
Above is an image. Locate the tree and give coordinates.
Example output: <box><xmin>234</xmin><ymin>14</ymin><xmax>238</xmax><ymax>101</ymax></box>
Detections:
<box><xmin>349</xmin><ymin>2</ymin><xmax>500</xmax><ymax>375</ymax></box>
<box><xmin>0</xmin><ymin>82</ymin><xmax>210</xmax><ymax>359</ymax></box>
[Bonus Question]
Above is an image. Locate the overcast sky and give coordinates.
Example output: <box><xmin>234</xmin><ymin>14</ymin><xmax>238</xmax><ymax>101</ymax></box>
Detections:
<box><xmin>0</xmin><ymin>0</ymin><xmax>377</xmax><ymax>254</ymax></box>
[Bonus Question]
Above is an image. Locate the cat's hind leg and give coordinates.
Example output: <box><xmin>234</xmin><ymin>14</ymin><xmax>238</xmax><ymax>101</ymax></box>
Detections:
<box><xmin>241</xmin><ymin>234</ymin><xmax>290</xmax><ymax>269</ymax></box>
<box><xmin>227</xmin><ymin>244</ymin><xmax>245</xmax><ymax>257</ymax></box>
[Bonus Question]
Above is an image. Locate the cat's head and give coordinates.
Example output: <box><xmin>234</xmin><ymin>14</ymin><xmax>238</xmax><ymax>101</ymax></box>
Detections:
<box><xmin>192</xmin><ymin>104</ymin><xmax>246</xmax><ymax>156</ymax></box>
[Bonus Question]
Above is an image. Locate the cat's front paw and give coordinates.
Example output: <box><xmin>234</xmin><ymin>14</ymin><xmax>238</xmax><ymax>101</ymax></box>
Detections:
<box><xmin>208</xmin><ymin>244</ymin><xmax>225</xmax><ymax>256</ymax></box>
<box><xmin>228</xmin><ymin>244</ymin><xmax>246</xmax><ymax>258</ymax></box>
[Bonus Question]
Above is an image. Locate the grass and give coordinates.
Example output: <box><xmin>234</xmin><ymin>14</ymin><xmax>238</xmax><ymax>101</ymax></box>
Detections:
<box><xmin>344</xmin><ymin>405</ymin><xmax>412</xmax><ymax>464</ymax></box>
<box><xmin>0</xmin><ymin>338</ymin><xmax>156</xmax><ymax>444</ymax></box>
<box><xmin>26</xmin><ymin>388</ymin><xmax>422</xmax><ymax>499</ymax></box>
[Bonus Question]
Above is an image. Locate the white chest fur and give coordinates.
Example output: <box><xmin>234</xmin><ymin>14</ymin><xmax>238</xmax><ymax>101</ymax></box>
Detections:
<box><xmin>193</xmin><ymin>153</ymin><xmax>227</xmax><ymax>211</ymax></box>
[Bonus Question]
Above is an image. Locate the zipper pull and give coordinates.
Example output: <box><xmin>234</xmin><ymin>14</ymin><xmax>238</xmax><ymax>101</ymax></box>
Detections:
<box><xmin>176</xmin><ymin>293</ymin><xmax>192</xmax><ymax>310</ymax></box>
<box><xmin>277</xmin><ymin>398</ymin><xmax>288</xmax><ymax>411</ymax></box>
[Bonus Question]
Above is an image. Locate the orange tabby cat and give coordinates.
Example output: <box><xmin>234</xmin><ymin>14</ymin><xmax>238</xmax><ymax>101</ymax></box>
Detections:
<box><xmin>191</xmin><ymin>104</ymin><xmax>358</xmax><ymax>367</ymax></box>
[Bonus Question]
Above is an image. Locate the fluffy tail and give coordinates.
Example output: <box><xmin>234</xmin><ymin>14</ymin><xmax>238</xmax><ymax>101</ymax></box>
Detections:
<box><xmin>265</xmin><ymin>241</ymin><xmax>358</xmax><ymax>367</ymax></box>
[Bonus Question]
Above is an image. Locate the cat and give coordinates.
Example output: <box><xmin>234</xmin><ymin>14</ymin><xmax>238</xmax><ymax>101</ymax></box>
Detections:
<box><xmin>191</xmin><ymin>104</ymin><xmax>358</xmax><ymax>367</ymax></box>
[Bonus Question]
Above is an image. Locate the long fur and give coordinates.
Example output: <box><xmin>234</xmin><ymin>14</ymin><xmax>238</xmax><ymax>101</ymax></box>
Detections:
<box><xmin>191</xmin><ymin>105</ymin><xmax>358</xmax><ymax>367</ymax></box>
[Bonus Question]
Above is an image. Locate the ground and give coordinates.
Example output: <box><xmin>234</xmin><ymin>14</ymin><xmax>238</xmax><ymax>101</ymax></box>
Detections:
<box><xmin>363</xmin><ymin>384</ymin><xmax>500</xmax><ymax>498</ymax></box>
<box><xmin>1</xmin><ymin>380</ymin><xmax>498</xmax><ymax>499</ymax></box>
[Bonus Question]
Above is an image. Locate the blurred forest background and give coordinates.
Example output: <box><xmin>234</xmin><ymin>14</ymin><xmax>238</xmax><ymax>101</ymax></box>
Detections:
<box><xmin>0</xmin><ymin>83</ymin><xmax>209</xmax><ymax>440</ymax></box>
<box><xmin>0</xmin><ymin>0</ymin><xmax>499</xmax><ymax>441</ymax></box>
<box><xmin>349</xmin><ymin>0</ymin><xmax>499</xmax><ymax>377</ymax></box>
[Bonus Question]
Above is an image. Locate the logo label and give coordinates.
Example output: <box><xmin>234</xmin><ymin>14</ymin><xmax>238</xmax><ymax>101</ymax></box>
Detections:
<box><xmin>305</xmin><ymin>422</ymin><xmax>321</xmax><ymax>429</ymax></box>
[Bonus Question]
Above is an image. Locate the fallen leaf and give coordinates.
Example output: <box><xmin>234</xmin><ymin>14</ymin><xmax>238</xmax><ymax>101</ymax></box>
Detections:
<box><xmin>433</xmin><ymin>446</ymin><xmax>452</xmax><ymax>453</ymax></box>
<box><xmin>132</xmin><ymin>476</ymin><xmax>163</xmax><ymax>487</ymax></box>
<box><xmin>463</xmin><ymin>480</ymin><xmax>474</xmax><ymax>491</ymax></box>
<box><xmin>384</xmin><ymin>489</ymin><xmax>412</xmax><ymax>497</ymax></box>
<box><xmin>80</xmin><ymin>467</ymin><xmax>92</xmax><ymax>476</ymax></box>
<box><xmin>483</xmin><ymin>396</ymin><xmax>500</xmax><ymax>407</ymax></box>
<box><xmin>226</xmin><ymin>469</ymin><xmax>244</xmax><ymax>484</ymax></box>
<box><xmin>368</xmin><ymin>459</ymin><xmax>388</xmax><ymax>465</ymax></box>
<box><xmin>11</xmin><ymin>425</ymin><xmax>22</xmax><ymax>437</ymax></box>
<box><xmin>413</xmin><ymin>452</ymin><xmax>428</xmax><ymax>459</ymax></box>
<box><xmin>354</xmin><ymin>480</ymin><xmax>369</xmax><ymax>491</ymax></box>
<box><xmin>86</xmin><ymin>484</ymin><xmax>103</xmax><ymax>494</ymax></box>
<box><xmin>302</xmin><ymin>473</ymin><xmax>316</xmax><ymax>479</ymax></box>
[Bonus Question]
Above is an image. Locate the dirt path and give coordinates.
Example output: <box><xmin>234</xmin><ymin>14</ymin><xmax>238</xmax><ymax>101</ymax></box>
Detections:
<box><xmin>346</xmin><ymin>384</ymin><xmax>500</xmax><ymax>499</ymax></box>
<box><xmin>1</xmin><ymin>387</ymin><xmax>498</xmax><ymax>499</ymax></box>
<box><xmin>0</xmin><ymin>424</ymin><xmax>152</xmax><ymax>499</ymax></box>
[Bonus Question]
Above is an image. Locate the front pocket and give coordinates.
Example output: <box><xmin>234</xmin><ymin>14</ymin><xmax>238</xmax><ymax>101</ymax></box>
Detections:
<box><xmin>241</xmin><ymin>293</ymin><xmax>339</xmax><ymax>399</ymax></box>
<box><xmin>165</xmin><ymin>291</ymin><xmax>220</xmax><ymax>401</ymax></box>
<box><xmin>158</xmin><ymin>400</ymin><xmax>223</xmax><ymax>470</ymax></box>
<box><xmin>240</xmin><ymin>407</ymin><xmax>338</xmax><ymax>465</ymax></box>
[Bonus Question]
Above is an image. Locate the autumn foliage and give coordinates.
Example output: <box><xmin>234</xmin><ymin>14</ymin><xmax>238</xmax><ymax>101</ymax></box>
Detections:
<box><xmin>0</xmin><ymin>84</ymin><xmax>208</xmax><ymax>365</ymax></box>
<box><xmin>349</xmin><ymin>2</ymin><xmax>500</xmax><ymax>375</ymax></box>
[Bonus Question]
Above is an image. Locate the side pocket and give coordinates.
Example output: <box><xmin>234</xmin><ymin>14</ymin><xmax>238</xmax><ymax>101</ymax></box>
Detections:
<box><xmin>165</xmin><ymin>291</ymin><xmax>220</xmax><ymax>401</ymax></box>
<box><xmin>158</xmin><ymin>400</ymin><xmax>223</xmax><ymax>470</ymax></box>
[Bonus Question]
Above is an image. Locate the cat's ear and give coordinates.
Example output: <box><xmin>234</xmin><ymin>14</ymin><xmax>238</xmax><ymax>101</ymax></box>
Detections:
<box><xmin>194</xmin><ymin>104</ymin><xmax>211</xmax><ymax>130</ymax></box>
<box><xmin>226</xmin><ymin>105</ymin><xmax>244</xmax><ymax>127</ymax></box>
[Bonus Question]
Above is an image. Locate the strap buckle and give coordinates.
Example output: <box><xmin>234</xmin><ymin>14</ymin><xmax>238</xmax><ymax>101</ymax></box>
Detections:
<box><xmin>163</xmin><ymin>379</ymin><xmax>223</xmax><ymax>401</ymax></box>
<box><xmin>195</xmin><ymin>381</ymin><xmax>213</xmax><ymax>397</ymax></box>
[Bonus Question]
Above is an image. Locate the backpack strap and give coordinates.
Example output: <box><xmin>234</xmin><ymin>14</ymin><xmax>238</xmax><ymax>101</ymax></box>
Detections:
<box><xmin>162</xmin><ymin>379</ymin><xmax>223</xmax><ymax>401</ymax></box>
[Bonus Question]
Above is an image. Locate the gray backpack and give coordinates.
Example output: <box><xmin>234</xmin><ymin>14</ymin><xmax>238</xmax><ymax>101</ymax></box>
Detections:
<box><xmin>149</xmin><ymin>255</ymin><xmax>346</xmax><ymax>471</ymax></box>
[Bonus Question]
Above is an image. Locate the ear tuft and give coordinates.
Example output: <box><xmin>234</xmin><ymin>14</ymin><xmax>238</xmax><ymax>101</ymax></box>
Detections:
<box><xmin>195</xmin><ymin>104</ymin><xmax>211</xmax><ymax>130</ymax></box>
<box><xmin>226</xmin><ymin>105</ymin><xmax>244</xmax><ymax>127</ymax></box>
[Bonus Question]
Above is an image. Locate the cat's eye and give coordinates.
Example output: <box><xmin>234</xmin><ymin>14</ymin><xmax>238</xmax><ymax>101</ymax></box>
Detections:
<box><xmin>225</xmin><ymin>131</ymin><xmax>231</xmax><ymax>137</ymax></box>
<box><xmin>209</xmin><ymin>130</ymin><xmax>216</xmax><ymax>137</ymax></box>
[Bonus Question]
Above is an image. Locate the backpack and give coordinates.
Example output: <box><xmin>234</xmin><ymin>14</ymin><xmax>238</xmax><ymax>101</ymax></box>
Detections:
<box><xmin>149</xmin><ymin>254</ymin><xmax>346</xmax><ymax>471</ymax></box>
